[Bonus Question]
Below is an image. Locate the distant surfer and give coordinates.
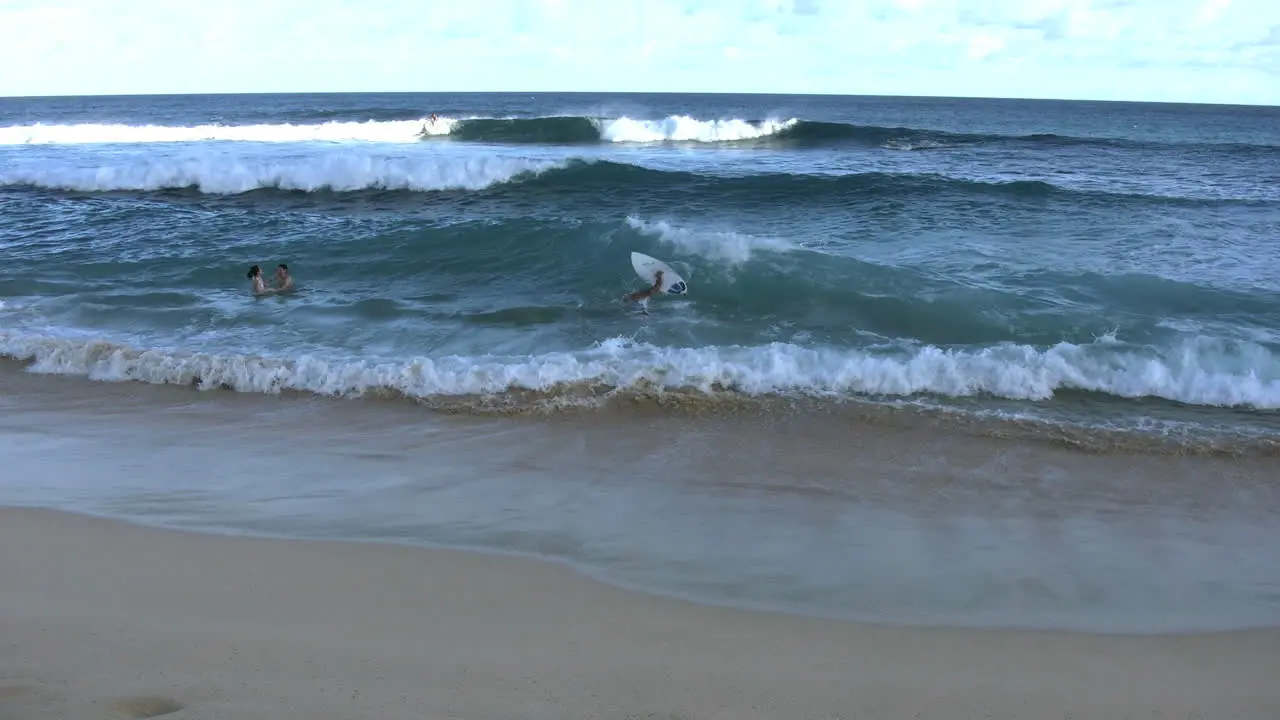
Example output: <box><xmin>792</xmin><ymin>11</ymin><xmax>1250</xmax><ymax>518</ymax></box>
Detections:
<box><xmin>271</xmin><ymin>263</ymin><xmax>294</xmax><ymax>293</ymax></box>
<box><xmin>247</xmin><ymin>265</ymin><xmax>273</xmax><ymax>296</ymax></box>
<box><xmin>624</xmin><ymin>269</ymin><xmax>664</xmax><ymax>304</ymax></box>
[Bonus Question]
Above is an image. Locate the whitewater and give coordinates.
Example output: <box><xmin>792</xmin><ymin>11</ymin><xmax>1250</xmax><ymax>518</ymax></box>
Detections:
<box><xmin>4</xmin><ymin>91</ymin><xmax>1280</xmax><ymax>638</ymax></box>
<box><xmin>0</xmin><ymin>113</ymin><xmax>799</xmax><ymax>145</ymax></box>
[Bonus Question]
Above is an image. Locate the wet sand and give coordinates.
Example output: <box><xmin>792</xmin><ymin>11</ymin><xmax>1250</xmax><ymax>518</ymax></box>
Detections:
<box><xmin>2</xmin><ymin>506</ymin><xmax>1279</xmax><ymax>720</ymax></box>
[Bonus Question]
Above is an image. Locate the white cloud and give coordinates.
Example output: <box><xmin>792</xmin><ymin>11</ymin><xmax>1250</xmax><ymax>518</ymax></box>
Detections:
<box><xmin>0</xmin><ymin>0</ymin><xmax>1275</xmax><ymax>103</ymax></box>
<box><xmin>967</xmin><ymin>32</ymin><xmax>1006</xmax><ymax>60</ymax></box>
<box><xmin>1196</xmin><ymin>0</ymin><xmax>1232</xmax><ymax>24</ymax></box>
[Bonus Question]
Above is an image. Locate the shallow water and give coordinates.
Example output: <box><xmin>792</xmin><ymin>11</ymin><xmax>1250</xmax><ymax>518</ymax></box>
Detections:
<box><xmin>2</xmin><ymin>366</ymin><xmax>1277</xmax><ymax>634</ymax></box>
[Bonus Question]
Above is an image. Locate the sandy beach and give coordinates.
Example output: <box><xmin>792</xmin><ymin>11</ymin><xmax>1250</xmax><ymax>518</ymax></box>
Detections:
<box><xmin>0</xmin><ymin>507</ymin><xmax>1276</xmax><ymax>720</ymax></box>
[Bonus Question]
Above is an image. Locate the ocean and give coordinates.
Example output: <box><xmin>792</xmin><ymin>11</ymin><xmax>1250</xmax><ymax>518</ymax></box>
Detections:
<box><xmin>2</xmin><ymin>92</ymin><xmax>1279</xmax><ymax>632</ymax></box>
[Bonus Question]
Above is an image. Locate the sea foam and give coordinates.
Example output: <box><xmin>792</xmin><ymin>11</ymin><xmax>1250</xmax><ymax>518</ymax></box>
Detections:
<box><xmin>0</xmin><ymin>115</ymin><xmax>796</xmax><ymax>146</ymax></box>
<box><xmin>0</xmin><ymin>152</ymin><xmax>568</xmax><ymax>194</ymax></box>
<box><xmin>625</xmin><ymin>216</ymin><xmax>797</xmax><ymax>264</ymax></box>
<box><xmin>0</xmin><ymin>118</ymin><xmax>449</xmax><ymax>145</ymax></box>
<box><xmin>3</xmin><ymin>332</ymin><xmax>1277</xmax><ymax>410</ymax></box>
<box><xmin>597</xmin><ymin>116</ymin><xmax>798</xmax><ymax>143</ymax></box>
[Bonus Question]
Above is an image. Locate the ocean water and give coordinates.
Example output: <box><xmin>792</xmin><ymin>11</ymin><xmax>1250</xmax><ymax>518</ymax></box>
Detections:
<box><xmin>3</xmin><ymin>92</ymin><xmax>1280</xmax><ymax>632</ymax></box>
<box><xmin>4</xmin><ymin>93</ymin><xmax>1280</xmax><ymax>436</ymax></box>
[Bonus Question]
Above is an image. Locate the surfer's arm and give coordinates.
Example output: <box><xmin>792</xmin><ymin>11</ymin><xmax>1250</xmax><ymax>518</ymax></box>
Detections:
<box><xmin>650</xmin><ymin>270</ymin><xmax>664</xmax><ymax>293</ymax></box>
<box><xmin>623</xmin><ymin>271</ymin><xmax>663</xmax><ymax>303</ymax></box>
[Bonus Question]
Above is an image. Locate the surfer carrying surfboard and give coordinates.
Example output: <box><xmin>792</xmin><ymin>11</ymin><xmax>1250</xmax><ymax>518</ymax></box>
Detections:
<box><xmin>624</xmin><ymin>252</ymin><xmax>688</xmax><ymax>306</ymax></box>
<box><xmin>623</xmin><ymin>269</ymin><xmax>664</xmax><ymax>304</ymax></box>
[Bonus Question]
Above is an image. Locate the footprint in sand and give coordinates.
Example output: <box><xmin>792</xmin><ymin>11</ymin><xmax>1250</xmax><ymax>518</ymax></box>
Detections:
<box><xmin>107</xmin><ymin>695</ymin><xmax>185</xmax><ymax>718</ymax></box>
<box><xmin>0</xmin><ymin>684</ymin><xmax>35</xmax><ymax>698</ymax></box>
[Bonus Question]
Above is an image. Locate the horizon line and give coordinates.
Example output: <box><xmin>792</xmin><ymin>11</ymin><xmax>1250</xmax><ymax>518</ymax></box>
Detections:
<box><xmin>2</xmin><ymin>89</ymin><xmax>1277</xmax><ymax>109</ymax></box>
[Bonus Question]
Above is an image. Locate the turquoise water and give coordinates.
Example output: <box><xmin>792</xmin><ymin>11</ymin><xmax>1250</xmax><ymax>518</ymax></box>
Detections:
<box><xmin>2</xmin><ymin>92</ymin><xmax>1280</xmax><ymax>444</ymax></box>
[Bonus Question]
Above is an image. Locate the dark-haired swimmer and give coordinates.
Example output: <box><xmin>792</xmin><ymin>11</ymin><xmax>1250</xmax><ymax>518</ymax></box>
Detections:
<box><xmin>271</xmin><ymin>263</ymin><xmax>294</xmax><ymax>293</ymax></box>
<box><xmin>247</xmin><ymin>264</ymin><xmax>274</xmax><ymax>296</ymax></box>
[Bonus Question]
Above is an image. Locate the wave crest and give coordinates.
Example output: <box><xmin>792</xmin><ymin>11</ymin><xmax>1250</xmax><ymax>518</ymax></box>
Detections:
<box><xmin>624</xmin><ymin>216</ymin><xmax>796</xmax><ymax>264</ymax></box>
<box><xmin>0</xmin><ymin>115</ymin><xmax>802</xmax><ymax>146</ymax></box>
<box><xmin>0</xmin><ymin>118</ymin><xmax>449</xmax><ymax>145</ymax></box>
<box><xmin>4</xmin><ymin>156</ymin><xmax>1248</xmax><ymax>205</ymax></box>
<box><xmin>597</xmin><ymin>116</ymin><xmax>798</xmax><ymax>143</ymax></box>
<box><xmin>3</xmin><ymin>332</ymin><xmax>1278</xmax><ymax>411</ymax></box>
<box><xmin>5</xmin><ymin>115</ymin><xmax>1276</xmax><ymax>152</ymax></box>
<box><xmin>0</xmin><ymin>153</ymin><xmax>567</xmax><ymax>194</ymax></box>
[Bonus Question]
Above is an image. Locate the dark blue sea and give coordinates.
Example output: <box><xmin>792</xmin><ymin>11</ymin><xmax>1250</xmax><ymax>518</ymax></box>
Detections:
<box><xmin>2</xmin><ymin>92</ymin><xmax>1279</xmax><ymax>633</ymax></box>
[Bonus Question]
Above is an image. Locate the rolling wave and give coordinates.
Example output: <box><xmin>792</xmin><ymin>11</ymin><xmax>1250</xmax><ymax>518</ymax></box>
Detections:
<box><xmin>0</xmin><ymin>153</ymin><xmax>567</xmax><ymax>194</ymax></box>
<box><xmin>1</xmin><ymin>155</ymin><xmax>1252</xmax><ymax>205</ymax></box>
<box><xmin>0</xmin><ymin>115</ymin><xmax>795</xmax><ymax>146</ymax></box>
<box><xmin>6</xmin><ymin>114</ymin><xmax>1276</xmax><ymax>151</ymax></box>
<box><xmin>3</xmin><ymin>331</ymin><xmax>1278</xmax><ymax>411</ymax></box>
<box><xmin>0</xmin><ymin>118</ymin><xmax>444</xmax><ymax>145</ymax></box>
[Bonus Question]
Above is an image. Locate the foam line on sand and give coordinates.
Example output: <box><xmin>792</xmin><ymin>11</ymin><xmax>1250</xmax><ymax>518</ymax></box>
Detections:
<box><xmin>1</xmin><ymin>507</ymin><xmax>1278</xmax><ymax>719</ymax></box>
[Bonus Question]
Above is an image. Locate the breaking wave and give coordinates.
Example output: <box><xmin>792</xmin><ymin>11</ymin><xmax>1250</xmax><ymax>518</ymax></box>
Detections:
<box><xmin>6</xmin><ymin>114</ymin><xmax>1276</xmax><ymax>151</ymax></box>
<box><xmin>3</xmin><ymin>332</ymin><xmax>1278</xmax><ymax>411</ymax></box>
<box><xmin>0</xmin><ymin>153</ymin><xmax>569</xmax><ymax>194</ymax></box>
<box><xmin>2</xmin><ymin>155</ymin><xmax>1253</xmax><ymax>205</ymax></box>
<box><xmin>0</xmin><ymin>118</ymin><xmax>448</xmax><ymax>145</ymax></box>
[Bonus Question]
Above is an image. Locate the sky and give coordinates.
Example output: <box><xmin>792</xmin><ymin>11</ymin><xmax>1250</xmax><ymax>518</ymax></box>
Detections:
<box><xmin>0</xmin><ymin>0</ymin><xmax>1278</xmax><ymax>104</ymax></box>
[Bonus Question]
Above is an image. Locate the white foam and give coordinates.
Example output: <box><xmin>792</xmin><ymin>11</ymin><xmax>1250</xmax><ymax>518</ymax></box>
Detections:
<box><xmin>0</xmin><ymin>152</ymin><xmax>569</xmax><ymax>194</ymax></box>
<box><xmin>598</xmin><ymin>115</ymin><xmax>798</xmax><ymax>143</ymax></box>
<box><xmin>0</xmin><ymin>117</ymin><xmax>456</xmax><ymax>145</ymax></box>
<box><xmin>0</xmin><ymin>115</ymin><xmax>799</xmax><ymax>146</ymax></box>
<box><xmin>2</xmin><ymin>332</ymin><xmax>1278</xmax><ymax>410</ymax></box>
<box><xmin>624</xmin><ymin>216</ymin><xmax>796</xmax><ymax>264</ymax></box>
<box><xmin>882</xmin><ymin>138</ymin><xmax>952</xmax><ymax>151</ymax></box>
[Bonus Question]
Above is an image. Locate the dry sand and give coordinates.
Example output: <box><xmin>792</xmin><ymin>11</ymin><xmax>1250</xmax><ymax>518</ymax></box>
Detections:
<box><xmin>1</xmin><ymin>507</ymin><xmax>1277</xmax><ymax>720</ymax></box>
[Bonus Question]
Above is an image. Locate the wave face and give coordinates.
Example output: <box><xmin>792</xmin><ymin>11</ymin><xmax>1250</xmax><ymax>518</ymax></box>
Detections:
<box><xmin>7</xmin><ymin>113</ymin><xmax>1280</xmax><ymax>152</ymax></box>
<box><xmin>4</xmin><ymin>153</ymin><xmax>1276</xmax><ymax>206</ymax></box>
<box><xmin>2</xmin><ymin>91</ymin><xmax>1280</xmax><ymax>444</ymax></box>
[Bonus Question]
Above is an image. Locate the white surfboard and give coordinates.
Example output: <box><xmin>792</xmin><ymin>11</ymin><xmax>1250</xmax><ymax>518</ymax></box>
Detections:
<box><xmin>630</xmin><ymin>252</ymin><xmax>688</xmax><ymax>295</ymax></box>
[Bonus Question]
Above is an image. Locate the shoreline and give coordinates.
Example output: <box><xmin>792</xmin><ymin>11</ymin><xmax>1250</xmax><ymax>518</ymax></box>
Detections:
<box><xmin>3</xmin><ymin>353</ymin><xmax>1278</xmax><ymax>458</ymax></box>
<box><xmin>17</xmin><ymin>500</ymin><xmax>1280</xmax><ymax>639</ymax></box>
<box><xmin>3</xmin><ymin>362</ymin><xmax>1279</xmax><ymax>636</ymax></box>
<box><xmin>4</xmin><ymin>506</ymin><xmax>1279</xmax><ymax>720</ymax></box>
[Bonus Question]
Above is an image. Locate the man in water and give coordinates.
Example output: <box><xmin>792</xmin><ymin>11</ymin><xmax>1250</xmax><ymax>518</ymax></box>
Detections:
<box><xmin>624</xmin><ymin>269</ymin><xmax>663</xmax><ymax>304</ymax></box>
<box><xmin>271</xmin><ymin>263</ymin><xmax>294</xmax><ymax>293</ymax></box>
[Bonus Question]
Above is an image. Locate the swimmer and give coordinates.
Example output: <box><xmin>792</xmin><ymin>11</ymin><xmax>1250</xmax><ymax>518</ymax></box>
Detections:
<box><xmin>271</xmin><ymin>263</ymin><xmax>294</xmax><ymax>292</ymax></box>
<box><xmin>247</xmin><ymin>264</ymin><xmax>274</xmax><ymax>296</ymax></box>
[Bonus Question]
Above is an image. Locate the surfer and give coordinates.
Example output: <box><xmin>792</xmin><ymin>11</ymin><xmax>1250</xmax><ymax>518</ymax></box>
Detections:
<box><xmin>247</xmin><ymin>265</ymin><xmax>274</xmax><ymax>296</ymax></box>
<box><xmin>271</xmin><ymin>263</ymin><xmax>294</xmax><ymax>293</ymax></box>
<box><xmin>623</xmin><ymin>269</ymin><xmax>664</xmax><ymax>304</ymax></box>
